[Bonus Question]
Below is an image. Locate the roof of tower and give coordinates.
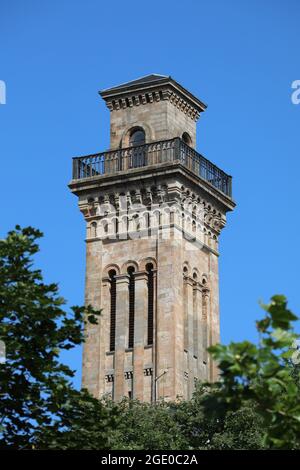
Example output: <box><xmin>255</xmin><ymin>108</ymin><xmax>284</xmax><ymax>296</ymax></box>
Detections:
<box><xmin>99</xmin><ymin>74</ymin><xmax>207</xmax><ymax>119</ymax></box>
<box><xmin>100</xmin><ymin>74</ymin><xmax>169</xmax><ymax>91</ymax></box>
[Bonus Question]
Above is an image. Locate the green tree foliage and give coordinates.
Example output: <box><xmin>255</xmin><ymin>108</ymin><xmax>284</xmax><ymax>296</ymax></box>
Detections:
<box><xmin>207</xmin><ymin>295</ymin><xmax>300</xmax><ymax>449</ymax></box>
<box><xmin>109</xmin><ymin>399</ymin><xmax>188</xmax><ymax>450</ymax></box>
<box><xmin>36</xmin><ymin>390</ymin><xmax>120</xmax><ymax>450</ymax></box>
<box><xmin>105</xmin><ymin>392</ymin><xmax>265</xmax><ymax>450</ymax></box>
<box><xmin>174</xmin><ymin>386</ymin><xmax>265</xmax><ymax>450</ymax></box>
<box><xmin>0</xmin><ymin>226</ymin><xmax>105</xmax><ymax>448</ymax></box>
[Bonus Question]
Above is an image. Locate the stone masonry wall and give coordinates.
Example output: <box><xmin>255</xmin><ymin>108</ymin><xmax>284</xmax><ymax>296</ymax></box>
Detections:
<box><xmin>109</xmin><ymin>99</ymin><xmax>196</xmax><ymax>150</ymax></box>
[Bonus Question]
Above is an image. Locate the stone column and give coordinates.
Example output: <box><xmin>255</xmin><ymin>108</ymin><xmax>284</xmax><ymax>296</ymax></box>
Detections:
<box><xmin>208</xmin><ymin>251</ymin><xmax>220</xmax><ymax>382</ymax></box>
<box><xmin>133</xmin><ymin>271</ymin><xmax>148</xmax><ymax>401</ymax></box>
<box><xmin>82</xmin><ymin>238</ymin><xmax>102</xmax><ymax>398</ymax></box>
<box><xmin>193</xmin><ymin>282</ymin><xmax>203</xmax><ymax>381</ymax></box>
<box><xmin>156</xmin><ymin>238</ymin><xmax>182</xmax><ymax>401</ymax></box>
<box><xmin>114</xmin><ymin>274</ymin><xmax>129</xmax><ymax>400</ymax></box>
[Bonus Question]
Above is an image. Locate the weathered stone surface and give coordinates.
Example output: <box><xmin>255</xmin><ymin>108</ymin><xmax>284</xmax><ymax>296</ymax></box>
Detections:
<box><xmin>70</xmin><ymin>75</ymin><xmax>235</xmax><ymax>402</ymax></box>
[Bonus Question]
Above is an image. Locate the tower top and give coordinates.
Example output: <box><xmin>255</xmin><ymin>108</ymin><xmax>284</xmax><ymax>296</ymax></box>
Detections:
<box><xmin>99</xmin><ymin>74</ymin><xmax>207</xmax><ymax>120</ymax></box>
<box><xmin>70</xmin><ymin>75</ymin><xmax>234</xmax><ymax>208</ymax></box>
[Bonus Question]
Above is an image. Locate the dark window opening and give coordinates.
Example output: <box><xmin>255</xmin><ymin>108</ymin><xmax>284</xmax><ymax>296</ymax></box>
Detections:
<box><xmin>129</xmin><ymin>128</ymin><xmax>145</xmax><ymax>147</ymax></box>
<box><xmin>182</xmin><ymin>132</ymin><xmax>192</xmax><ymax>146</ymax></box>
<box><xmin>128</xmin><ymin>266</ymin><xmax>135</xmax><ymax>349</ymax></box>
<box><xmin>129</xmin><ymin>128</ymin><xmax>146</xmax><ymax>168</ymax></box>
<box><xmin>146</xmin><ymin>263</ymin><xmax>154</xmax><ymax>346</ymax></box>
<box><xmin>109</xmin><ymin>269</ymin><xmax>117</xmax><ymax>352</ymax></box>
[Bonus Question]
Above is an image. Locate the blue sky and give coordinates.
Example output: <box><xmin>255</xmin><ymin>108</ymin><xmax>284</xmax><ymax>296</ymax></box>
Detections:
<box><xmin>1</xmin><ymin>0</ymin><xmax>299</xmax><ymax>388</ymax></box>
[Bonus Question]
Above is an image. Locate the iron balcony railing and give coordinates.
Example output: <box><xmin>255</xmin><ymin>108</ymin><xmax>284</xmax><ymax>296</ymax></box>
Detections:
<box><xmin>72</xmin><ymin>137</ymin><xmax>232</xmax><ymax>198</ymax></box>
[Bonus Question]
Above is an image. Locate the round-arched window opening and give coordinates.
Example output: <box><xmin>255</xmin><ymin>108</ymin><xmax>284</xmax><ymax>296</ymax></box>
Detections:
<box><xmin>146</xmin><ymin>263</ymin><xmax>154</xmax><ymax>273</ymax></box>
<box><xmin>108</xmin><ymin>269</ymin><xmax>116</xmax><ymax>279</ymax></box>
<box><xmin>182</xmin><ymin>132</ymin><xmax>192</xmax><ymax>146</ymax></box>
<box><xmin>129</xmin><ymin>128</ymin><xmax>145</xmax><ymax>147</ymax></box>
<box><xmin>127</xmin><ymin>266</ymin><xmax>135</xmax><ymax>276</ymax></box>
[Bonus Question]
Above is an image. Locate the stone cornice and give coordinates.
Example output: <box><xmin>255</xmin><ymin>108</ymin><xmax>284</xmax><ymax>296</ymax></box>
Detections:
<box><xmin>69</xmin><ymin>162</ymin><xmax>235</xmax><ymax>213</ymax></box>
<box><xmin>99</xmin><ymin>77</ymin><xmax>207</xmax><ymax>122</ymax></box>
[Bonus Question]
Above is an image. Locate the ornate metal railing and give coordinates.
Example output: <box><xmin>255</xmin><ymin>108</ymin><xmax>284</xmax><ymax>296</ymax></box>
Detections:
<box><xmin>72</xmin><ymin>138</ymin><xmax>232</xmax><ymax>198</ymax></box>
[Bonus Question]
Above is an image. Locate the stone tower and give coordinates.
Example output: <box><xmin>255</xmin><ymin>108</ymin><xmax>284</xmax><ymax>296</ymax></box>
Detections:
<box><xmin>69</xmin><ymin>74</ymin><xmax>235</xmax><ymax>402</ymax></box>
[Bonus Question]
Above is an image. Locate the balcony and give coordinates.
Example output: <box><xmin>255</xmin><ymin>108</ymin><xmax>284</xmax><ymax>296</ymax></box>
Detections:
<box><xmin>72</xmin><ymin>137</ymin><xmax>232</xmax><ymax>198</ymax></box>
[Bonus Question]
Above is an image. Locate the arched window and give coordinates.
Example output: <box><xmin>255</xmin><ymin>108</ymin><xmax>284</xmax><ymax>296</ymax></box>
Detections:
<box><xmin>201</xmin><ymin>279</ymin><xmax>210</xmax><ymax>374</ymax></box>
<box><xmin>90</xmin><ymin>221</ymin><xmax>97</xmax><ymax>238</ymax></box>
<box><xmin>146</xmin><ymin>263</ymin><xmax>154</xmax><ymax>345</ymax></box>
<box><xmin>183</xmin><ymin>267</ymin><xmax>188</xmax><ymax>352</ymax></box>
<box><xmin>128</xmin><ymin>266</ymin><xmax>135</xmax><ymax>349</ymax></box>
<box><xmin>109</xmin><ymin>269</ymin><xmax>117</xmax><ymax>352</ymax></box>
<box><xmin>129</xmin><ymin>128</ymin><xmax>146</xmax><ymax>168</ymax></box>
<box><xmin>182</xmin><ymin>132</ymin><xmax>192</xmax><ymax>146</ymax></box>
<box><xmin>129</xmin><ymin>128</ymin><xmax>145</xmax><ymax>147</ymax></box>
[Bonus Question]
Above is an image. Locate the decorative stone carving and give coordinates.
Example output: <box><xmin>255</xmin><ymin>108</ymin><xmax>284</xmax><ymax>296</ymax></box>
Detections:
<box><xmin>102</xmin><ymin>87</ymin><xmax>201</xmax><ymax>122</ymax></box>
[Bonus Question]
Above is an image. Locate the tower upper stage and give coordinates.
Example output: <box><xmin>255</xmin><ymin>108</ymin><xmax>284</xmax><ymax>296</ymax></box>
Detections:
<box><xmin>69</xmin><ymin>74</ymin><xmax>234</xmax><ymax>212</ymax></box>
<box><xmin>100</xmin><ymin>74</ymin><xmax>206</xmax><ymax>150</ymax></box>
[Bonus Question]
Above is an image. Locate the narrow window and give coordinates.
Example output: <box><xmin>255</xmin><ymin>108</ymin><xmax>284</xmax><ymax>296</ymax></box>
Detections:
<box><xmin>193</xmin><ymin>272</ymin><xmax>198</xmax><ymax>358</ymax></box>
<box><xmin>202</xmin><ymin>280</ymin><xmax>209</xmax><ymax>367</ymax></box>
<box><xmin>128</xmin><ymin>267</ymin><xmax>135</xmax><ymax>348</ymax></box>
<box><xmin>183</xmin><ymin>266</ymin><xmax>188</xmax><ymax>351</ymax></box>
<box><xmin>109</xmin><ymin>270</ymin><xmax>117</xmax><ymax>352</ymax></box>
<box><xmin>146</xmin><ymin>263</ymin><xmax>154</xmax><ymax>345</ymax></box>
<box><xmin>129</xmin><ymin>128</ymin><xmax>146</xmax><ymax>168</ymax></box>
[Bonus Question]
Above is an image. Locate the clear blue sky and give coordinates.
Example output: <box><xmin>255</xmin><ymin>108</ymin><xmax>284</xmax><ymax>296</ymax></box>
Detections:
<box><xmin>1</xmin><ymin>0</ymin><xmax>299</xmax><ymax>388</ymax></box>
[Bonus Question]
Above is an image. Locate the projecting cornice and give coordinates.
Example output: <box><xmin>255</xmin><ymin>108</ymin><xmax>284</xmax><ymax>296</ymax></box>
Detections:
<box><xmin>99</xmin><ymin>74</ymin><xmax>207</xmax><ymax>121</ymax></box>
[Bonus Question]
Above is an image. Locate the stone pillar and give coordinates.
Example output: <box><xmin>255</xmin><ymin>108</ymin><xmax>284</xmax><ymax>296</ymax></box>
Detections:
<box><xmin>82</xmin><ymin>238</ymin><xmax>102</xmax><ymax>398</ymax></box>
<box><xmin>193</xmin><ymin>282</ymin><xmax>203</xmax><ymax>381</ymax></box>
<box><xmin>133</xmin><ymin>271</ymin><xmax>148</xmax><ymax>401</ymax></box>
<box><xmin>156</xmin><ymin>238</ymin><xmax>182</xmax><ymax>401</ymax></box>
<box><xmin>208</xmin><ymin>252</ymin><xmax>220</xmax><ymax>382</ymax></box>
<box><xmin>114</xmin><ymin>274</ymin><xmax>129</xmax><ymax>400</ymax></box>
